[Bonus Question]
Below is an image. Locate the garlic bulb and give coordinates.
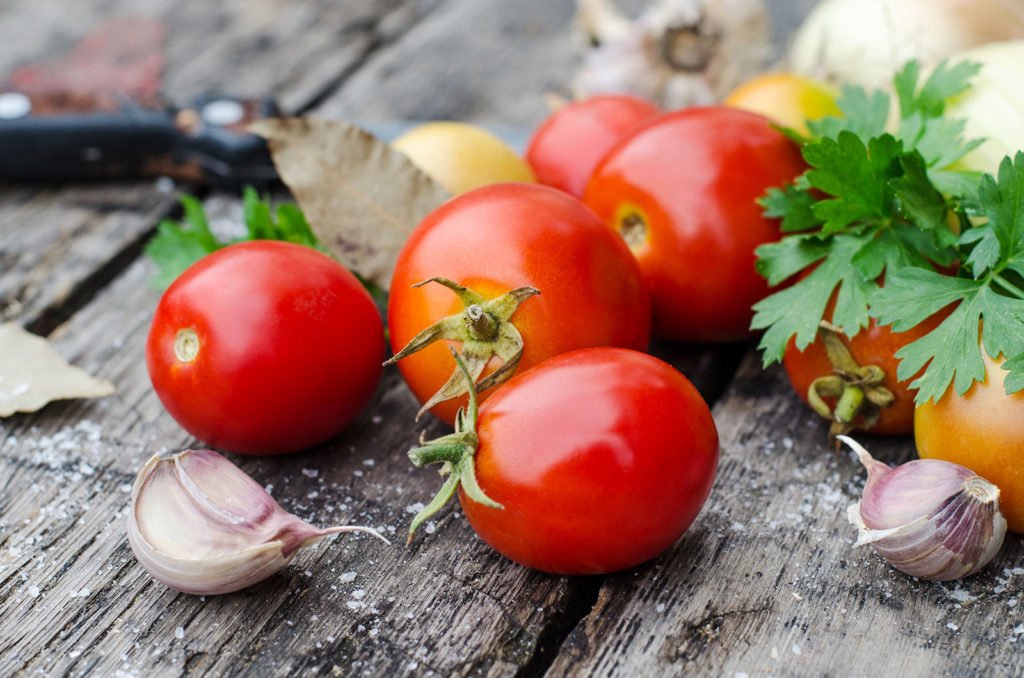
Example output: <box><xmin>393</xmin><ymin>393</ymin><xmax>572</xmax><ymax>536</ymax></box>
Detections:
<box><xmin>789</xmin><ymin>0</ymin><xmax>1024</xmax><ymax>90</ymax></box>
<box><xmin>573</xmin><ymin>0</ymin><xmax>770</xmax><ymax>109</ymax></box>
<box><xmin>841</xmin><ymin>436</ymin><xmax>1006</xmax><ymax>581</ymax></box>
<box><xmin>127</xmin><ymin>449</ymin><xmax>387</xmax><ymax>595</ymax></box>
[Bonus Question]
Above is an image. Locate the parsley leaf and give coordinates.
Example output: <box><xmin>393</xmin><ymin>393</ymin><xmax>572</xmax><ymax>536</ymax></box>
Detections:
<box><xmin>753</xmin><ymin>60</ymin><xmax>978</xmax><ymax>366</ymax></box>
<box><xmin>145</xmin><ymin>187</ymin><xmax>326</xmax><ymax>289</ymax></box>
<box><xmin>871</xmin><ymin>153</ymin><xmax>1024</xmax><ymax>403</ymax></box>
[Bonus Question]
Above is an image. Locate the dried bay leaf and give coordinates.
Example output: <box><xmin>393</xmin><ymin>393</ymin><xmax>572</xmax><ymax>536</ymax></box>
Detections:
<box><xmin>0</xmin><ymin>323</ymin><xmax>114</xmax><ymax>416</ymax></box>
<box><xmin>251</xmin><ymin>118</ymin><xmax>451</xmax><ymax>289</ymax></box>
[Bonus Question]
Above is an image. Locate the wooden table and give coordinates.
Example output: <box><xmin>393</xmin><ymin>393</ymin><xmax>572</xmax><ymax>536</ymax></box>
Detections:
<box><xmin>2</xmin><ymin>1</ymin><xmax>1022</xmax><ymax>675</ymax></box>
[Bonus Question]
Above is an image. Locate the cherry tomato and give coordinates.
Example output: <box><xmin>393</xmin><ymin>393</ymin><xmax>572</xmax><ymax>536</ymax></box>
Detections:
<box><xmin>916</xmin><ymin>350</ymin><xmax>1024</xmax><ymax>533</ymax></box>
<box><xmin>583</xmin><ymin>107</ymin><xmax>806</xmax><ymax>342</ymax></box>
<box><xmin>784</xmin><ymin>315</ymin><xmax>946</xmax><ymax>435</ymax></box>
<box><xmin>392</xmin><ymin>122</ymin><xmax>536</xmax><ymax>195</ymax></box>
<box><xmin>147</xmin><ymin>241</ymin><xmax>383</xmax><ymax>455</ymax></box>
<box><xmin>724</xmin><ymin>73</ymin><xmax>839</xmax><ymax>136</ymax></box>
<box><xmin>388</xmin><ymin>183</ymin><xmax>650</xmax><ymax>425</ymax></box>
<box><xmin>525</xmin><ymin>95</ymin><xmax>661</xmax><ymax>197</ymax></box>
<box><xmin>460</xmin><ymin>347</ymin><xmax>719</xmax><ymax>574</ymax></box>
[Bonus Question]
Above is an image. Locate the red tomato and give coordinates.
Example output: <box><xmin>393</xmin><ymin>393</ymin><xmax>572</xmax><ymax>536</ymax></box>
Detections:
<box><xmin>526</xmin><ymin>95</ymin><xmax>661</xmax><ymax>197</ymax></box>
<box><xmin>461</xmin><ymin>347</ymin><xmax>719</xmax><ymax>574</ymax></box>
<box><xmin>583</xmin><ymin>107</ymin><xmax>806</xmax><ymax>342</ymax></box>
<box><xmin>147</xmin><ymin>241</ymin><xmax>383</xmax><ymax>455</ymax></box>
<box><xmin>389</xmin><ymin>183</ymin><xmax>651</xmax><ymax>425</ymax></box>
<box><xmin>784</xmin><ymin>315</ymin><xmax>946</xmax><ymax>435</ymax></box>
<box><xmin>916</xmin><ymin>350</ymin><xmax>1024</xmax><ymax>533</ymax></box>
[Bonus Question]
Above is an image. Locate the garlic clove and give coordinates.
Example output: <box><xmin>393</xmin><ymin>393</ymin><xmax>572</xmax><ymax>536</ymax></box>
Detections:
<box><xmin>841</xmin><ymin>435</ymin><xmax>1006</xmax><ymax>582</ymax></box>
<box><xmin>127</xmin><ymin>449</ymin><xmax>388</xmax><ymax>595</ymax></box>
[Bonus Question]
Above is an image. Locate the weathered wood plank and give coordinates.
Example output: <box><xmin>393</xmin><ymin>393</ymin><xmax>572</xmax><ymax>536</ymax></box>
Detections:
<box><xmin>546</xmin><ymin>353</ymin><xmax>1024</xmax><ymax>676</ymax></box>
<box><xmin>0</xmin><ymin>248</ymin><xmax>738</xmax><ymax>676</ymax></box>
<box><xmin>318</xmin><ymin>0</ymin><xmax>579</xmax><ymax>127</ymax></box>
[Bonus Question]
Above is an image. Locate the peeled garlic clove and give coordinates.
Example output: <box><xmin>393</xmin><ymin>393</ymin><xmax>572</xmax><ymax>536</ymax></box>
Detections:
<box><xmin>840</xmin><ymin>435</ymin><xmax>1006</xmax><ymax>582</ymax></box>
<box><xmin>127</xmin><ymin>449</ymin><xmax>387</xmax><ymax>595</ymax></box>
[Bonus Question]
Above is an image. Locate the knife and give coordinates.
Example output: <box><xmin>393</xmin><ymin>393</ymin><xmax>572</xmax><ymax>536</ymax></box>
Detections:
<box><xmin>0</xmin><ymin>90</ymin><xmax>280</xmax><ymax>190</ymax></box>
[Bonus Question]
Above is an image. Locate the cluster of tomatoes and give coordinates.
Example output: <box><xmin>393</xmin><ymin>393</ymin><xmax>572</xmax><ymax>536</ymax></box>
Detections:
<box><xmin>145</xmin><ymin>83</ymin><xmax>877</xmax><ymax>573</ymax></box>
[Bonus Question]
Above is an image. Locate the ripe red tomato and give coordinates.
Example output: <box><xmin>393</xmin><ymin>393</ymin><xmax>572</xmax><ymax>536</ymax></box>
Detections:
<box><xmin>526</xmin><ymin>95</ymin><xmax>661</xmax><ymax>197</ymax></box>
<box><xmin>388</xmin><ymin>183</ymin><xmax>651</xmax><ymax>425</ymax></box>
<box><xmin>147</xmin><ymin>241</ymin><xmax>383</xmax><ymax>455</ymax></box>
<box><xmin>916</xmin><ymin>350</ymin><xmax>1024</xmax><ymax>533</ymax></box>
<box><xmin>784</xmin><ymin>315</ymin><xmax>946</xmax><ymax>435</ymax></box>
<box><xmin>460</xmin><ymin>347</ymin><xmax>719</xmax><ymax>574</ymax></box>
<box><xmin>583</xmin><ymin>107</ymin><xmax>806</xmax><ymax>342</ymax></box>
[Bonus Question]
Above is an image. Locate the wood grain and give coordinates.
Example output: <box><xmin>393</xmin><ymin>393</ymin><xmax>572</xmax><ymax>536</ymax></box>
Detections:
<box><xmin>0</xmin><ymin>254</ymin><xmax>736</xmax><ymax>676</ymax></box>
<box><xmin>546</xmin><ymin>353</ymin><xmax>1024</xmax><ymax>677</ymax></box>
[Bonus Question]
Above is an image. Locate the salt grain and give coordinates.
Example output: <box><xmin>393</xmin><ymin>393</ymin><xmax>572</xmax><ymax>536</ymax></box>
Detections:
<box><xmin>352</xmin><ymin>589</ymin><xmax>366</xmax><ymax>599</ymax></box>
<box><xmin>346</xmin><ymin>601</ymin><xmax>365</xmax><ymax>611</ymax></box>
<box><xmin>27</xmin><ymin>584</ymin><xmax>39</xmax><ymax>598</ymax></box>
<box><xmin>340</xmin><ymin>571</ymin><xmax>358</xmax><ymax>583</ymax></box>
<box><xmin>406</xmin><ymin>502</ymin><xmax>426</xmax><ymax>515</ymax></box>
<box><xmin>425</xmin><ymin>521</ymin><xmax>436</xmax><ymax>534</ymax></box>
<box><xmin>791</xmin><ymin>644</ymin><xmax>801</xmax><ymax>656</ymax></box>
<box><xmin>947</xmin><ymin>623</ymin><xmax>959</xmax><ymax>632</ymax></box>
<box><xmin>174</xmin><ymin>627</ymin><xmax>184</xmax><ymax>640</ymax></box>
<box><xmin>301</xmin><ymin>468</ymin><xmax>319</xmax><ymax>478</ymax></box>
<box><xmin>656</xmin><ymin>603</ymin><xmax>666</xmax><ymax>613</ymax></box>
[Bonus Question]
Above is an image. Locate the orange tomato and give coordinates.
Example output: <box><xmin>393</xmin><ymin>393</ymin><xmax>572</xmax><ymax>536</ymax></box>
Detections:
<box><xmin>915</xmin><ymin>350</ymin><xmax>1024</xmax><ymax>533</ymax></box>
<box><xmin>724</xmin><ymin>73</ymin><xmax>839</xmax><ymax>136</ymax></box>
<box><xmin>392</xmin><ymin>122</ymin><xmax>535</xmax><ymax>195</ymax></box>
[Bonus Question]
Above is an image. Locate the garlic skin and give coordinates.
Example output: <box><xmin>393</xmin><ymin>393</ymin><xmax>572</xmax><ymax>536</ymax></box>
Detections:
<box><xmin>127</xmin><ymin>449</ymin><xmax>387</xmax><ymax>595</ymax></box>
<box><xmin>841</xmin><ymin>436</ymin><xmax>1006</xmax><ymax>582</ymax></box>
<box><xmin>573</xmin><ymin>0</ymin><xmax>770</xmax><ymax>109</ymax></box>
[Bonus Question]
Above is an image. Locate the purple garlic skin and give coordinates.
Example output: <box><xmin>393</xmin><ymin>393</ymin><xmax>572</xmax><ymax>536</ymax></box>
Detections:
<box><xmin>840</xmin><ymin>435</ymin><xmax>1006</xmax><ymax>582</ymax></box>
<box><xmin>127</xmin><ymin>449</ymin><xmax>387</xmax><ymax>595</ymax></box>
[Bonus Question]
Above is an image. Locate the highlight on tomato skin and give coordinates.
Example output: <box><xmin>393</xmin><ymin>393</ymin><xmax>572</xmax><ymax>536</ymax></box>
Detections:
<box><xmin>387</xmin><ymin>182</ymin><xmax>652</xmax><ymax>426</ymax></box>
<box><xmin>146</xmin><ymin>241</ymin><xmax>385</xmax><ymax>456</ymax></box>
<box><xmin>459</xmin><ymin>347</ymin><xmax>719</xmax><ymax>575</ymax></box>
<box><xmin>525</xmin><ymin>94</ymin><xmax>661</xmax><ymax>197</ymax></box>
<box><xmin>582</xmin><ymin>106</ymin><xmax>807</xmax><ymax>343</ymax></box>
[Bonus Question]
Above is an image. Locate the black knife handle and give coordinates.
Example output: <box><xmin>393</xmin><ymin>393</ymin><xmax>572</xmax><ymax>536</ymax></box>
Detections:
<box><xmin>0</xmin><ymin>92</ymin><xmax>278</xmax><ymax>190</ymax></box>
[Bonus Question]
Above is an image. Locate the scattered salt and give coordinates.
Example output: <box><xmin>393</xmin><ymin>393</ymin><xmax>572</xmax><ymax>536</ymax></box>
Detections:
<box><xmin>301</xmin><ymin>468</ymin><xmax>319</xmax><ymax>478</ymax></box>
<box><xmin>339</xmin><ymin>571</ymin><xmax>357</xmax><ymax>583</ymax></box>
<box><xmin>174</xmin><ymin>627</ymin><xmax>184</xmax><ymax>640</ymax></box>
<box><xmin>264</xmin><ymin>483</ymin><xmax>274</xmax><ymax>495</ymax></box>
<box><xmin>425</xmin><ymin>522</ymin><xmax>436</xmax><ymax>534</ymax></box>
<box><xmin>791</xmin><ymin>591</ymin><xmax>803</xmax><ymax>601</ymax></box>
<box><xmin>946</xmin><ymin>587</ymin><xmax>977</xmax><ymax>604</ymax></box>
<box><xmin>656</xmin><ymin>603</ymin><xmax>666</xmax><ymax>613</ymax></box>
<box><xmin>27</xmin><ymin>584</ymin><xmax>39</xmax><ymax>598</ymax></box>
<box><xmin>782</xmin><ymin>437</ymin><xmax>794</xmax><ymax>450</ymax></box>
<box><xmin>353</xmin><ymin>470</ymin><xmax>364</xmax><ymax>477</ymax></box>
<box><xmin>406</xmin><ymin>502</ymin><xmax>426</xmax><ymax>515</ymax></box>
<box><xmin>352</xmin><ymin>589</ymin><xmax>366</xmax><ymax>599</ymax></box>
<box><xmin>770</xmin><ymin>647</ymin><xmax>779</xmax><ymax>660</ymax></box>
<box><xmin>791</xmin><ymin>644</ymin><xmax>801</xmax><ymax>656</ymax></box>
<box><xmin>346</xmin><ymin>601</ymin><xmax>365</xmax><ymax>611</ymax></box>
<box><xmin>947</xmin><ymin>623</ymin><xmax>959</xmax><ymax>632</ymax></box>
<box><xmin>362</xmin><ymin>459</ymin><xmax>375</xmax><ymax>467</ymax></box>
<box><xmin>69</xmin><ymin>649</ymin><xmax>82</xmax><ymax>658</ymax></box>
<box><xmin>372</xmin><ymin>416</ymin><xmax>383</xmax><ymax>424</ymax></box>
<box><xmin>1009</xmin><ymin>599</ymin><xmax>1018</xmax><ymax>608</ymax></box>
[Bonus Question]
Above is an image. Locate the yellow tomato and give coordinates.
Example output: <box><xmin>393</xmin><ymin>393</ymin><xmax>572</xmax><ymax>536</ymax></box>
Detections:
<box><xmin>915</xmin><ymin>350</ymin><xmax>1024</xmax><ymax>533</ymax></box>
<box><xmin>724</xmin><ymin>73</ymin><xmax>840</xmax><ymax>136</ymax></box>
<box><xmin>392</xmin><ymin>122</ymin><xmax>536</xmax><ymax>195</ymax></box>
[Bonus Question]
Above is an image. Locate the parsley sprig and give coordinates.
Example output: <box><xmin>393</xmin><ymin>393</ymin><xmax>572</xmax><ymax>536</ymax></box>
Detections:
<box><xmin>145</xmin><ymin>187</ymin><xmax>322</xmax><ymax>289</ymax></box>
<box><xmin>753</xmin><ymin>59</ymin><xmax>1024</xmax><ymax>404</ymax></box>
<box><xmin>871</xmin><ymin>153</ymin><xmax>1024</xmax><ymax>403</ymax></box>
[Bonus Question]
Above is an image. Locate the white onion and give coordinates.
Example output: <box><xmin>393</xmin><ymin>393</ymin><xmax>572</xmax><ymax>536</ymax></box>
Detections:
<box><xmin>789</xmin><ymin>0</ymin><xmax>1024</xmax><ymax>90</ymax></box>
<box><xmin>946</xmin><ymin>41</ymin><xmax>1024</xmax><ymax>175</ymax></box>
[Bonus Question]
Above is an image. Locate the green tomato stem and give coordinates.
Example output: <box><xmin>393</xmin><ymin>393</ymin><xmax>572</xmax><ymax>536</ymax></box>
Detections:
<box><xmin>406</xmin><ymin>348</ymin><xmax>504</xmax><ymax>543</ymax></box>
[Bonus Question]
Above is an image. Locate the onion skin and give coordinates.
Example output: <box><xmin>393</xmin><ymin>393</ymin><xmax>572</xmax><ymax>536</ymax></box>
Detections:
<box><xmin>789</xmin><ymin>0</ymin><xmax>1024</xmax><ymax>89</ymax></box>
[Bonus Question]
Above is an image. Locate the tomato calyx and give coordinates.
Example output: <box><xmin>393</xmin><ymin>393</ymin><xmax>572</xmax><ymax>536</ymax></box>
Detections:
<box><xmin>808</xmin><ymin>321</ymin><xmax>896</xmax><ymax>442</ymax></box>
<box><xmin>406</xmin><ymin>348</ymin><xmax>503</xmax><ymax>542</ymax></box>
<box><xmin>385</xmin><ymin>277</ymin><xmax>540</xmax><ymax>418</ymax></box>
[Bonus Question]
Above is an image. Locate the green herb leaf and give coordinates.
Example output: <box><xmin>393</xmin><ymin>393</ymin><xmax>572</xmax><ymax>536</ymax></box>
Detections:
<box><xmin>871</xmin><ymin>153</ymin><xmax>1024</xmax><ymax>402</ymax></box>
<box><xmin>145</xmin><ymin>190</ymin><xmax>327</xmax><ymax>289</ymax></box>
<box><xmin>759</xmin><ymin>176</ymin><xmax>821</xmax><ymax>233</ymax></box>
